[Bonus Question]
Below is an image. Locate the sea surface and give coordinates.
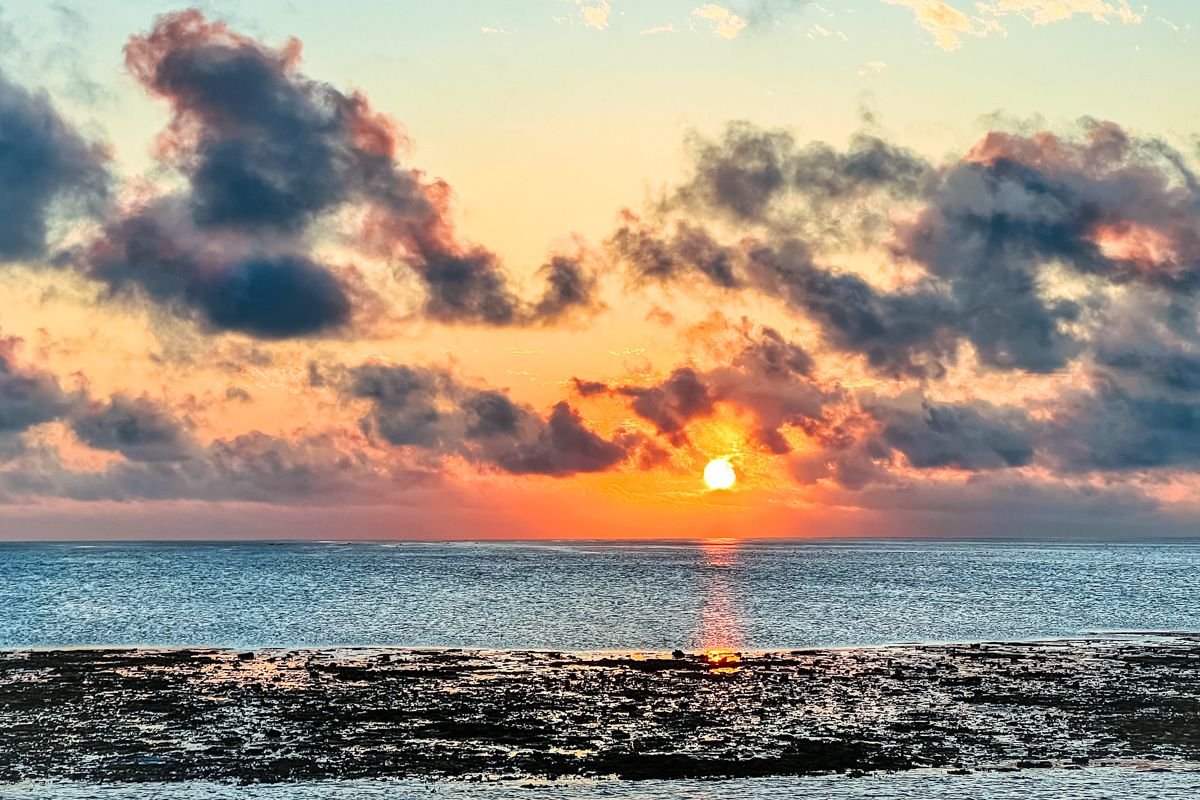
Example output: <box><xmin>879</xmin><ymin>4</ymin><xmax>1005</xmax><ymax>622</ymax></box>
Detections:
<box><xmin>1</xmin><ymin>539</ymin><xmax>1198</xmax><ymax>651</ymax></box>
<box><xmin>5</xmin><ymin>770</ymin><xmax>1200</xmax><ymax>799</ymax></box>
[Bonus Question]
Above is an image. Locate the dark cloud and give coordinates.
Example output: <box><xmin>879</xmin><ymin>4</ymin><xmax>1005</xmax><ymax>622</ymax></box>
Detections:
<box><xmin>124</xmin><ymin>9</ymin><xmax>429</xmax><ymax>234</ymax></box>
<box><xmin>346</xmin><ymin>363</ymin><xmax>444</xmax><ymax>447</ymax></box>
<box><xmin>612</xmin><ymin>219</ymin><xmax>958</xmax><ymax>379</ymax></box>
<box><xmin>192</xmin><ymin>255</ymin><xmax>352</xmax><ymax>338</ymax></box>
<box><xmin>201</xmin><ymin>431</ymin><xmax>397</xmax><ymax>501</ymax></box>
<box><xmin>533</xmin><ymin>256</ymin><xmax>601</xmax><ymax>321</ymax></box>
<box><xmin>1095</xmin><ymin>347</ymin><xmax>1200</xmax><ymax>393</ymax></box>
<box><xmin>405</xmin><ymin>244</ymin><xmax>599</xmax><ymax>327</ymax></box>
<box><xmin>340</xmin><ymin>363</ymin><xmax>632</xmax><ymax>476</ymax></box>
<box><xmin>492</xmin><ymin>402</ymin><xmax>627</xmax><ymax>476</ymax></box>
<box><xmin>788</xmin><ymin>394</ymin><xmax>1036</xmax><ymax>490</ymax></box>
<box><xmin>744</xmin><ymin>238</ymin><xmax>958</xmax><ymax>377</ymax></box>
<box><xmin>709</xmin><ymin>327</ymin><xmax>829</xmax><ymax>453</ymax></box>
<box><xmin>620</xmin><ymin>368</ymin><xmax>716</xmax><ymax>441</ymax></box>
<box><xmin>462</xmin><ymin>390</ymin><xmax>522</xmax><ymax>438</ymax></box>
<box><xmin>611</xmin><ymin>216</ymin><xmax>742</xmax><ymax>288</ymax></box>
<box><xmin>0</xmin><ymin>71</ymin><xmax>107</xmax><ymax>261</ymax></box>
<box><xmin>733</xmin><ymin>326</ymin><xmax>813</xmax><ymax>377</ymax></box>
<box><xmin>580</xmin><ymin>328</ymin><xmax>833</xmax><ymax>454</ymax></box>
<box><xmin>417</xmin><ymin>247</ymin><xmax>522</xmax><ymax>326</ymax></box>
<box><xmin>627</xmin><ymin>120</ymin><xmax>1200</xmax><ymax>377</ymax></box>
<box><xmin>67</xmin><ymin>10</ymin><xmax>599</xmax><ymax>338</ymax></box>
<box><xmin>679</xmin><ymin>122</ymin><xmax>929</xmax><ymax>223</ymax></box>
<box><xmin>682</xmin><ymin>123</ymin><xmax>792</xmax><ymax>220</ymax></box>
<box><xmin>571</xmin><ymin>378</ymin><xmax>610</xmax><ymax>397</ymax></box>
<box><xmin>791</xmin><ymin>443</ymin><xmax>891</xmax><ymax>491</ymax></box>
<box><xmin>1051</xmin><ymin>384</ymin><xmax>1200</xmax><ymax>471</ymax></box>
<box><xmin>896</xmin><ymin>122</ymin><xmax>1200</xmax><ymax>368</ymax></box>
<box><xmin>0</xmin><ymin>339</ymin><xmax>76</xmax><ymax>435</ymax></box>
<box><xmin>790</xmin><ymin>135</ymin><xmax>928</xmax><ymax>201</ymax></box>
<box><xmin>0</xmin><ymin>429</ymin><xmax>404</xmax><ymax>504</ymax></box>
<box><xmin>818</xmin><ymin>473</ymin><xmax>1162</xmax><ymax>533</ymax></box>
<box><xmin>70</xmin><ymin>394</ymin><xmax>197</xmax><ymax>462</ymax></box>
<box><xmin>84</xmin><ymin>203</ymin><xmax>353</xmax><ymax>338</ymax></box>
<box><xmin>869</xmin><ymin>397</ymin><xmax>1035</xmax><ymax>471</ymax></box>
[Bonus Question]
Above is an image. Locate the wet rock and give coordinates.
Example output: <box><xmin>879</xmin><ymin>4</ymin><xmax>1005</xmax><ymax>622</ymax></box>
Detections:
<box><xmin>1</xmin><ymin>634</ymin><xmax>1198</xmax><ymax>783</ymax></box>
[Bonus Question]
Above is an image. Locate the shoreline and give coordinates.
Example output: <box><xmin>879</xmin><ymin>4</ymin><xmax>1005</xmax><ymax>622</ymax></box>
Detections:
<box><xmin>3</xmin><ymin>635</ymin><xmax>1200</xmax><ymax>783</ymax></box>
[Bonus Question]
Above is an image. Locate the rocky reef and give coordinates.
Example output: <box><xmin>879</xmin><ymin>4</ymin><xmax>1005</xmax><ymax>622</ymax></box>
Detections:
<box><xmin>1</xmin><ymin>635</ymin><xmax>1199</xmax><ymax>783</ymax></box>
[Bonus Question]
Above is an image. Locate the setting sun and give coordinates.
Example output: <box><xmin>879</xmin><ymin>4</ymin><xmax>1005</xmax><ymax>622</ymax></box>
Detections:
<box><xmin>703</xmin><ymin>458</ymin><xmax>737</xmax><ymax>491</ymax></box>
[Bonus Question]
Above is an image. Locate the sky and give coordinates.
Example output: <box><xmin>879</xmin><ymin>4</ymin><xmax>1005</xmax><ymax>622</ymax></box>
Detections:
<box><xmin>0</xmin><ymin>0</ymin><xmax>1197</xmax><ymax>539</ymax></box>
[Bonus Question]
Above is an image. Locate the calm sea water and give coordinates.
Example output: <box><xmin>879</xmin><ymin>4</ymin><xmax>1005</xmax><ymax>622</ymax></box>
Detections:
<box><xmin>5</xmin><ymin>770</ymin><xmax>1200</xmax><ymax>799</ymax></box>
<box><xmin>1</xmin><ymin>539</ymin><xmax>1198</xmax><ymax>650</ymax></box>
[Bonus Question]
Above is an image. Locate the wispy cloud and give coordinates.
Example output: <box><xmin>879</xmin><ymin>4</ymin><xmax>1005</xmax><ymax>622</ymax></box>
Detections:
<box><xmin>806</xmin><ymin>23</ymin><xmax>848</xmax><ymax>40</ymax></box>
<box><xmin>978</xmin><ymin>0</ymin><xmax>1143</xmax><ymax>26</ymax></box>
<box><xmin>884</xmin><ymin>0</ymin><xmax>1144</xmax><ymax>51</ymax></box>
<box><xmin>569</xmin><ymin>0</ymin><xmax>612</xmax><ymax>31</ymax></box>
<box><xmin>692</xmin><ymin>4</ymin><xmax>749</xmax><ymax>38</ymax></box>
<box><xmin>858</xmin><ymin>59</ymin><xmax>888</xmax><ymax>75</ymax></box>
<box><xmin>881</xmin><ymin>0</ymin><xmax>1000</xmax><ymax>51</ymax></box>
<box><xmin>640</xmin><ymin>23</ymin><xmax>679</xmax><ymax>36</ymax></box>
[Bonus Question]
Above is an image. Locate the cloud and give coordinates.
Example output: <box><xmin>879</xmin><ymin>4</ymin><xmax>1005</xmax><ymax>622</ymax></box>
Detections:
<box><xmin>896</xmin><ymin>121</ymin><xmax>1200</xmax><ymax>369</ymax></box>
<box><xmin>0</xmin><ymin>72</ymin><xmax>108</xmax><ymax>262</ymax></box>
<box><xmin>612</xmin><ymin>217</ymin><xmax>742</xmax><ymax>288</ymax></box>
<box><xmin>338</xmin><ymin>363</ymin><xmax>634</xmax><ymax>476</ymax></box>
<box><xmin>676</xmin><ymin>122</ymin><xmax>929</xmax><ymax>222</ymax></box>
<box><xmin>978</xmin><ymin>0</ymin><xmax>1143</xmax><ymax>26</ymax></box>
<box><xmin>629</xmin><ymin>119</ymin><xmax>1200</xmax><ymax>377</ymax></box>
<box><xmin>613</xmin><ymin>218</ymin><xmax>957</xmax><ymax>378</ymax></box>
<box><xmin>884</xmin><ymin>0</ymin><xmax>1142</xmax><ymax>51</ymax></box>
<box><xmin>123</xmin><ymin>11</ymin><xmax>429</xmax><ymax>235</ymax></box>
<box><xmin>868</xmin><ymin>395</ymin><xmax>1035</xmax><ymax>471</ymax></box>
<box><xmin>620</xmin><ymin>367</ymin><xmax>717</xmax><ymax>442</ymax></box>
<box><xmin>882</xmin><ymin>0</ymin><xmax>998</xmax><ymax>51</ymax></box>
<box><xmin>0</xmin><ymin>337</ymin><xmax>77</xmax><ymax>440</ymax></box>
<box><xmin>692</xmin><ymin>4</ymin><xmax>749</xmax><ymax>38</ymax></box>
<box><xmin>570</xmin><ymin>1</ymin><xmax>612</xmax><ymax>31</ymax></box>
<box><xmin>596</xmin><ymin>115</ymin><xmax>1200</xmax><ymax>502</ymax></box>
<box><xmin>806</xmin><ymin>24</ymin><xmax>847</xmax><ymax>41</ymax></box>
<box><xmin>744</xmin><ymin>0</ymin><xmax>813</xmax><ymax>28</ymax></box>
<box><xmin>62</xmin><ymin>10</ymin><xmax>601</xmax><ymax>339</ymax></box>
<box><xmin>0</xmin><ymin>429</ymin><xmax>403</xmax><ymax>504</ymax></box>
<box><xmin>742</xmin><ymin>239</ymin><xmax>960</xmax><ymax>377</ymax></box>
<box><xmin>70</xmin><ymin>394</ymin><xmax>198</xmax><ymax>463</ymax></box>
<box><xmin>577</xmin><ymin>327</ymin><xmax>831</xmax><ymax>453</ymax></box>
<box><xmin>1050</xmin><ymin>384</ymin><xmax>1200</xmax><ymax>471</ymax></box>
<box><xmin>193</xmin><ymin>256</ymin><xmax>354</xmax><ymax>339</ymax></box>
<box><xmin>83</xmin><ymin>201</ymin><xmax>355</xmax><ymax>338</ymax></box>
<box><xmin>859</xmin><ymin>60</ymin><xmax>888</xmax><ymax>75</ymax></box>
<box><xmin>532</xmin><ymin>255</ymin><xmax>602</xmax><ymax>322</ymax></box>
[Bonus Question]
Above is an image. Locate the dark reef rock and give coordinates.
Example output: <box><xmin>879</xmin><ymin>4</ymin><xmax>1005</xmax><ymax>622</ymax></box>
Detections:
<box><xmin>1</xmin><ymin>635</ymin><xmax>1199</xmax><ymax>783</ymax></box>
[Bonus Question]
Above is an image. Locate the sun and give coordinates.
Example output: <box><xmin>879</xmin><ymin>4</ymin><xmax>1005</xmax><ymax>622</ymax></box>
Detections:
<box><xmin>703</xmin><ymin>458</ymin><xmax>737</xmax><ymax>491</ymax></box>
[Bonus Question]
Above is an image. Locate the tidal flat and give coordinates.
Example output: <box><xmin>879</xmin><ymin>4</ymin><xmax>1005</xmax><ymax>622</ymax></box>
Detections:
<box><xmin>1</xmin><ymin>635</ymin><xmax>1199</xmax><ymax>784</ymax></box>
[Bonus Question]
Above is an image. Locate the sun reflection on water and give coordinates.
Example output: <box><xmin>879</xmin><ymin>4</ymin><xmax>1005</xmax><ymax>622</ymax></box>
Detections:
<box><xmin>698</xmin><ymin>538</ymin><xmax>744</xmax><ymax>672</ymax></box>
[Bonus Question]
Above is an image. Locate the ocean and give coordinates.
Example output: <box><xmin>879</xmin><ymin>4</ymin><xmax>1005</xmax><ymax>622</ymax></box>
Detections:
<box><xmin>3</xmin><ymin>770</ymin><xmax>1200</xmax><ymax>799</ymax></box>
<box><xmin>1</xmin><ymin>539</ymin><xmax>1198</xmax><ymax>650</ymax></box>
